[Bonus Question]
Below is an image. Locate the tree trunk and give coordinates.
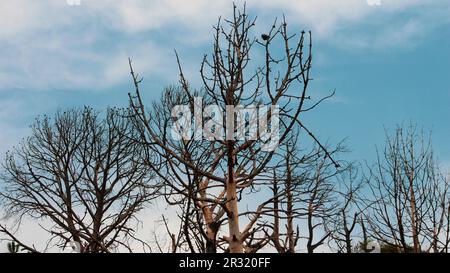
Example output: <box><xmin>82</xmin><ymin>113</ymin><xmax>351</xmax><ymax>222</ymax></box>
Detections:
<box><xmin>409</xmin><ymin>175</ymin><xmax>420</xmax><ymax>253</ymax></box>
<box><xmin>203</xmin><ymin>207</ymin><xmax>218</xmax><ymax>253</ymax></box>
<box><xmin>226</xmin><ymin>140</ymin><xmax>243</xmax><ymax>253</ymax></box>
<box><xmin>286</xmin><ymin>164</ymin><xmax>295</xmax><ymax>253</ymax></box>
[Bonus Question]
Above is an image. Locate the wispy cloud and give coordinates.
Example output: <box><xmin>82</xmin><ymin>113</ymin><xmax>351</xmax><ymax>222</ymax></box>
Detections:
<box><xmin>0</xmin><ymin>0</ymin><xmax>448</xmax><ymax>91</ymax></box>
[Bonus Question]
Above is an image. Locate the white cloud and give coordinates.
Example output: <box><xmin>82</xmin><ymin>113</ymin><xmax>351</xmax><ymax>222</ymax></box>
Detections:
<box><xmin>0</xmin><ymin>0</ymin><xmax>447</xmax><ymax>91</ymax></box>
<box><xmin>82</xmin><ymin>0</ymin><xmax>445</xmax><ymax>37</ymax></box>
<box><xmin>0</xmin><ymin>1</ymin><xmax>49</xmax><ymax>39</ymax></box>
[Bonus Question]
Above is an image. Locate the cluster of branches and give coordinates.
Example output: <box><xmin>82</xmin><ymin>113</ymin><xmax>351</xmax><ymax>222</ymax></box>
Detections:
<box><xmin>359</xmin><ymin>125</ymin><xmax>450</xmax><ymax>253</ymax></box>
<box><xmin>0</xmin><ymin>107</ymin><xmax>159</xmax><ymax>253</ymax></box>
<box><xmin>1</xmin><ymin>5</ymin><xmax>449</xmax><ymax>253</ymax></box>
<box><xmin>126</xmin><ymin>5</ymin><xmax>341</xmax><ymax>253</ymax></box>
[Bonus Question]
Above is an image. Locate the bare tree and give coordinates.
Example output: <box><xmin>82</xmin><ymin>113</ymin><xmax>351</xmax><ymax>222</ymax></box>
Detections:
<box><xmin>301</xmin><ymin>148</ymin><xmax>344</xmax><ymax>253</ymax></box>
<box><xmin>264</xmin><ymin>131</ymin><xmax>312</xmax><ymax>253</ymax></box>
<box><xmin>266</xmin><ymin>136</ymin><xmax>303</xmax><ymax>253</ymax></box>
<box><xmin>362</xmin><ymin>125</ymin><xmax>450</xmax><ymax>253</ymax></box>
<box><xmin>127</xmin><ymin>4</ymin><xmax>337</xmax><ymax>253</ymax></box>
<box><xmin>264</xmin><ymin>139</ymin><xmax>346</xmax><ymax>253</ymax></box>
<box><xmin>325</xmin><ymin>165</ymin><xmax>363</xmax><ymax>253</ymax></box>
<box><xmin>128</xmin><ymin>86</ymin><xmax>226</xmax><ymax>253</ymax></box>
<box><xmin>0</xmin><ymin>107</ymin><xmax>159</xmax><ymax>253</ymax></box>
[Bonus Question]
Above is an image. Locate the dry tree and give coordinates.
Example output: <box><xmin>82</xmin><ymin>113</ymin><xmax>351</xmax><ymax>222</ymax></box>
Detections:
<box><xmin>127</xmin><ymin>4</ymin><xmax>337</xmax><ymax>253</ymax></box>
<box><xmin>361</xmin><ymin>125</ymin><xmax>450</xmax><ymax>253</ymax></box>
<box><xmin>0</xmin><ymin>107</ymin><xmax>159</xmax><ymax>253</ymax></box>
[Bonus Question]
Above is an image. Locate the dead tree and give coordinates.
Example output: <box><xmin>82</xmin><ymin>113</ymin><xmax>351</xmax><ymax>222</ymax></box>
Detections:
<box><xmin>325</xmin><ymin>165</ymin><xmax>363</xmax><ymax>253</ymax></box>
<box><xmin>269</xmin><ymin>143</ymin><xmax>345</xmax><ymax>253</ymax></box>
<box><xmin>128</xmin><ymin>4</ymin><xmax>337</xmax><ymax>253</ymax></box>
<box><xmin>362</xmin><ymin>125</ymin><xmax>450</xmax><ymax>253</ymax></box>
<box><xmin>128</xmin><ymin>86</ymin><xmax>225</xmax><ymax>253</ymax></box>
<box><xmin>0</xmin><ymin>107</ymin><xmax>159</xmax><ymax>253</ymax></box>
<box><xmin>264</xmin><ymin>130</ymin><xmax>311</xmax><ymax>253</ymax></box>
<box><xmin>300</xmin><ymin>148</ymin><xmax>344</xmax><ymax>253</ymax></box>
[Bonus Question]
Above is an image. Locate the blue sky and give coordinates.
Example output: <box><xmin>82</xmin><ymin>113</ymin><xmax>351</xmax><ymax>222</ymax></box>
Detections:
<box><xmin>0</xmin><ymin>0</ymin><xmax>449</xmax><ymax>253</ymax></box>
<box><xmin>0</xmin><ymin>0</ymin><xmax>449</xmax><ymax>167</ymax></box>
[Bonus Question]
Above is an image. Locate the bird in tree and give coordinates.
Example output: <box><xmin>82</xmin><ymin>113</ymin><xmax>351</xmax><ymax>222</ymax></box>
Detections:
<box><xmin>261</xmin><ymin>33</ymin><xmax>270</xmax><ymax>41</ymax></box>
